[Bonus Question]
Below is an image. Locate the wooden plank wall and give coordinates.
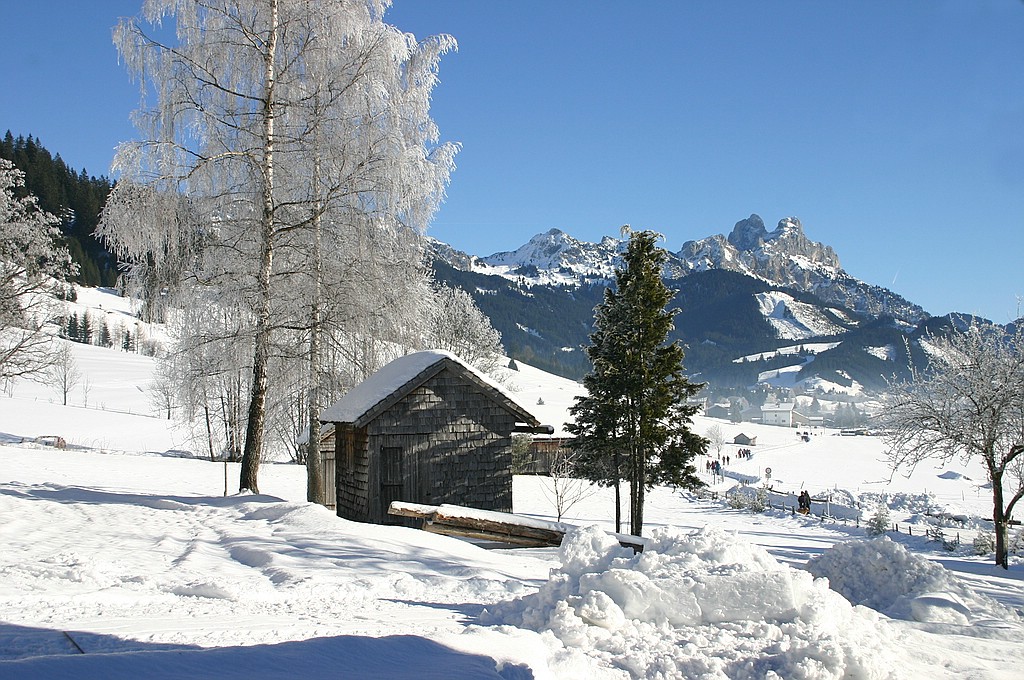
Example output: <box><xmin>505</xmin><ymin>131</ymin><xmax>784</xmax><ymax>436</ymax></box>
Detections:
<box><xmin>333</xmin><ymin>369</ymin><xmax>518</xmax><ymax>525</ymax></box>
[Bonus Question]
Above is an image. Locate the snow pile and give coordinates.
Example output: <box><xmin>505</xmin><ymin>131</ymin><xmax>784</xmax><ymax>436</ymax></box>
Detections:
<box><xmin>807</xmin><ymin>537</ymin><xmax>1020</xmax><ymax>626</ymax></box>
<box><xmin>487</xmin><ymin>525</ymin><xmax>899</xmax><ymax>679</ymax></box>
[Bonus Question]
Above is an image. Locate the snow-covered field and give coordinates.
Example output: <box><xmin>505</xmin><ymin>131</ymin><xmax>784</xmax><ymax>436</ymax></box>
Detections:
<box><xmin>1</xmin><ymin>293</ymin><xmax>1023</xmax><ymax>678</ymax></box>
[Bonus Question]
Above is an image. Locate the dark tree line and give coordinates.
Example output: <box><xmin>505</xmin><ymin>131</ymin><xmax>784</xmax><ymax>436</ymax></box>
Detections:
<box><xmin>61</xmin><ymin>310</ymin><xmax>138</xmax><ymax>352</ymax></box>
<box><xmin>0</xmin><ymin>131</ymin><xmax>117</xmax><ymax>287</ymax></box>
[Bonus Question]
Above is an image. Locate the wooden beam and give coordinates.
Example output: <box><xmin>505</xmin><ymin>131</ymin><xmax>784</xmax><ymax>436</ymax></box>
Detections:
<box><xmin>388</xmin><ymin>501</ymin><xmax>646</xmax><ymax>552</ymax></box>
<box><xmin>421</xmin><ymin>523</ymin><xmax>557</xmax><ymax>548</ymax></box>
<box><xmin>433</xmin><ymin>508</ymin><xmax>566</xmax><ymax>546</ymax></box>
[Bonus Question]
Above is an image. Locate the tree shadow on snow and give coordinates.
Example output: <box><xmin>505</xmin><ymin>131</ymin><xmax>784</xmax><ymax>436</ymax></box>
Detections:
<box><xmin>0</xmin><ymin>623</ymin><xmax>533</xmax><ymax>679</ymax></box>
<box><xmin>0</xmin><ymin>621</ymin><xmax>198</xmax><ymax>661</ymax></box>
<box><xmin>0</xmin><ymin>482</ymin><xmax>285</xmax><ymax>509</ymax></box>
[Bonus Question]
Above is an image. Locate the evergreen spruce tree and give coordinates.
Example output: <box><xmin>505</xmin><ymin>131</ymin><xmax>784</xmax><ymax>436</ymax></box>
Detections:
<box><xmin>99</xmin><ymin>321</ymin><xmax>113</xmax><ymax>348</ymax></box>
<box><xmin>568</xmin><ymin>228</ymin><xmax>707</xmax><ymax>536</ymax></box>
<box><xmin>78</xmin><ymin>312</ymin><xmax>92</xmax><ymax>345</ymax></box>
<box><xmin>866</xmin><ymin>503</ymin><xmax>891</xmax><ymax>536</ymax></box>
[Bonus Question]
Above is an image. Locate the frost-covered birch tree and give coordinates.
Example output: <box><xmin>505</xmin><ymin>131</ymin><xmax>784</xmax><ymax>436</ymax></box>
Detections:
<box><xmin>99</xmin><ymin>0</ymin><xmax>456</xmax><ymax>494</ymax></box>
<box><xmin>421</xmin><ymin>282</ymin><xmax>503</xmax><ymax>372</ymax></box>
<box><xmin>880</xmin><ymin>321</ymin><xmax>1024</xmax><ymax>569</ymax></box>
<box><xmin>0</xmin><ymin>159</ymin><xmax>77</xmax><ymax>381</ymax></box>
<box><xmin>154</xmin><ymin>294</ymin><xmax>252</xmax><ymax>458</ymax></box>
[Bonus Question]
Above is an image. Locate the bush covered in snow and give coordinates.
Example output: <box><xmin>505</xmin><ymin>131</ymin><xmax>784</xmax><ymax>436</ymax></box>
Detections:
<box><xmin>806</xmin><ymin>537</ymin><xmax>1018</xmax><ymax>626</ymax></box>
<box><xmin>726</xmin><ymin>485</ymin><xmax>769</xmax><ymax>513</ymax></box>
<box><xmin>973</xmin><ymin>532</ymin><xmax>995</xmax><ymax>556</ymax></box>
<box><xmin>1010</xmin><ymin>529</ymin><xmax>1024</xmax><ymax>556</ymax></box>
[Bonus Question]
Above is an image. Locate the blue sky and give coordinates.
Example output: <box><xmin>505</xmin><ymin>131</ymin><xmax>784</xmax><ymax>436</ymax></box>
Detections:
<box><xmin>2</xmin><ymin>1</ymin><xmax>1023</xmax><ymax>323</ymax></box>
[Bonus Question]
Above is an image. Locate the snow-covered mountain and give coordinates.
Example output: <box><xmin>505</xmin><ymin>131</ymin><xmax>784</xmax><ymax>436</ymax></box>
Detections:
<box><xmin>435</xmin><ymin>215</ymin><xmax>925</xmax><ymax>327</ymax></box>
<box><xmin>678</xmin><ymin>215</ymin><xmax>926</xmax><ymax>324</ymax></box>
<box><xmin>465</xmin><ymin>228</ymin><xmax>625</xmax><ymax>285</ymax></box>
<box><xmin>428</xmin><ymin>215</ymin><xmax>965</xmax><ymax>391</ymax></box>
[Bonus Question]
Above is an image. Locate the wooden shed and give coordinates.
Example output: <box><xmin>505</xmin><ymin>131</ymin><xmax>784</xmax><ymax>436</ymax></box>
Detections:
<box><xmin>319</xmin><ymin>350</ymin><xmax>542</xmax><ymax>525</ymax></box>
<box><xmin>733</xmin><ymin>433</ymin><xmax>757</xmax><ymax>446</ymax></box>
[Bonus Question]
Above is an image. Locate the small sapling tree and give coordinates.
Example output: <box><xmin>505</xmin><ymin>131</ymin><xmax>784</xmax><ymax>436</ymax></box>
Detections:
<box><xmin>866</xmin><ymin>504</ymin><xmax>891</xmax><ymax>537</ymax></box>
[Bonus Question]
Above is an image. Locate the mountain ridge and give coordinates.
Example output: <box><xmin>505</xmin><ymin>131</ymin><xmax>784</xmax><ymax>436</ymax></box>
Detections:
<box><xmin>435</xmin><ymin>214</ymin><xmax>925</xmax><ymax>324</ymax></box>
<box><xmin>428</xmin><ymin>215</ymin><xmax>985</xmax><ymax>395</ymax></box>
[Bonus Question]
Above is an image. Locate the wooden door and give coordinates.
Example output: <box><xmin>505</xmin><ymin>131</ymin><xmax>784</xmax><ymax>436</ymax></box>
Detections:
<box><xmin>380</xmin><ymin>446</ymin><xmax>403</xmax><ymax>519</ymax></box>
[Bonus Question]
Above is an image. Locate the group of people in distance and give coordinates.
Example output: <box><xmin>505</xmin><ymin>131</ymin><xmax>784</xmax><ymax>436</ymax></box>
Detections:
<box><xmin>798</xmin><ymin>489</ymin><xmax>812</xmax><ymax>514</ymax></box>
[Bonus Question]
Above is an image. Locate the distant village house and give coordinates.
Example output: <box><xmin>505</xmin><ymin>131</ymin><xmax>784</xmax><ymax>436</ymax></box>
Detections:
<box><xmin>759</xmin><ymin>402</ymin><xmax>815</xmax><ymax>428</ymax></box>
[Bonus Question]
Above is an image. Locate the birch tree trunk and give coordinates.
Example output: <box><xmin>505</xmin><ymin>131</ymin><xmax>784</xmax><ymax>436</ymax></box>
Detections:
<box><xmin>239</xmin><ymin>0</ymin><xmax>280</xmax><ymax>494</ymax></box>
<box><xmin>305</xmin><ymin>155</ymin><xmax>325</xmax><ymax>505</ymax></box>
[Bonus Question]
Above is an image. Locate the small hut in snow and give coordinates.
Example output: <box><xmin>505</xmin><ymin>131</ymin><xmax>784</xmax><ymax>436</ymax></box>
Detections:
<box><xmin>733</xmin><ymin>433</ymin><xmax>757</xmax><ymax>446</ymax></box>
<box><xmin>319</xmin><ymin>350</ymin><xmax>543</xmax><ymax>525</ymax></box>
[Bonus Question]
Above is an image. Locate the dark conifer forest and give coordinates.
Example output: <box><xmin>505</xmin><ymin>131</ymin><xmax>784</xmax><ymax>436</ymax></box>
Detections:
<box><xmin>1</xmin><ymin>130</ymin><xmax>117</xmax><ymax>287</ymax></box>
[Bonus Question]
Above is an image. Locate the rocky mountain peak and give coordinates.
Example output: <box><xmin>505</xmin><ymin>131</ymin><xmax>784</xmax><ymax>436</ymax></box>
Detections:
<box><xmin>686</xmin><ymin>214</ymin><xmax>839</xmax><ymax>274</ymax></box>
<box><xmin>474</xmin><ymin>226</ymin><xmax>623</xmax><ymax>282</ymax></box>
<box><xmin>773</xmin><ymin>216</ymin><xmax>803</xmax><ymax>237</ymax></box>
<box><xmin>678</xmin><ymin>215</ymin><xmax>917</xmax><ymax>322</ymax></box>
<box><xmin>761</xmin><ymin>217</ymin><xmax>840</xmax><ymax>271</ymax></box>
<box><xmin>728</xmin><ymin>214</ymin><xmax>768</xmax><ymax>251</ymax></box>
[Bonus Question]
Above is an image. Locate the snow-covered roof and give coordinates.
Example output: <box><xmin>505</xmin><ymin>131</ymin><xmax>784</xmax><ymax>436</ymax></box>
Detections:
<box><xmin>319</xmin><ymin>349</ymin><xmax>538</xmax><ymax>427</ymax></box>
<box><xmin>761</xmin><ymin>402</ymin><xmax>796</xmax><ymax>413</ymax></box>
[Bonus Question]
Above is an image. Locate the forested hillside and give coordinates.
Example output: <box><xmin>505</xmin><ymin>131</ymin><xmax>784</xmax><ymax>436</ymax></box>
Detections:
<box><xmin>0</xmin><ymin>131</ymin><xmax>116</xmax><ymax>287</ymax></box>
<box><xmin>432</xmin><ymin>259</ymin><xmax>602</xmax><ymax>378</ymax></box>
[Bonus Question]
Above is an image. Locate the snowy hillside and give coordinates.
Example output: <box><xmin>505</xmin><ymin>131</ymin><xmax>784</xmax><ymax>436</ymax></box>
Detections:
<box><xmin>3</xmin><ymin>404</ymin><xmax>1023</xmax><ymax>677</ymax></box>
<box><xmin>754</xmin><ymin>291</ymin><xmax>856</xmax><ymax>340</ymax></box>
<box><xmin>1</xmin><ymin>288</ymin><xmax>1023</xmax><ymax>678</ymax></box>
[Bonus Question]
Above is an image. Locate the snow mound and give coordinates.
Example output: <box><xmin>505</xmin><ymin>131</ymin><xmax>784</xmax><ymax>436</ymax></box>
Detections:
<box><xmin>486</xmin><ymin>525</ymin><xmax>900</xmax><ymax>679</ymax></box>
<box><xmin>806</xmin><ymin>537</ymin><xmax>1020</xmax><ymax>626</ymax></box>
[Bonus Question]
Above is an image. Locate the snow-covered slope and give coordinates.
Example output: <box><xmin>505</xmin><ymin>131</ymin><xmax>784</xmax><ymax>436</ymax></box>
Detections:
<box><xmin>754</xmin><ymin>290</ymin><xmax>855</xmax><ymax>340</ymax></box>
<box><xmin>2</xmin><ymin>413</ymin><xmax>1022</xmax><ymax>678</ymax></box>
<box><xmin>1</xmin><ymin>312</ymin><xmax>1023</xmax><ymax>678</ymax></box>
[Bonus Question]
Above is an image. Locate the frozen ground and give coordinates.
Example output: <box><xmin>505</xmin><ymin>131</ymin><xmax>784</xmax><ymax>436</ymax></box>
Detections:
<box><xmin>1</xmin><ymin>290</ymin><xmax>1022</xmax><ymax>678</ymax></box>
<box><xmin>1</xmin><ymin>442</ymin><xmax>1021</xmax><ymax>679</ymax></box>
